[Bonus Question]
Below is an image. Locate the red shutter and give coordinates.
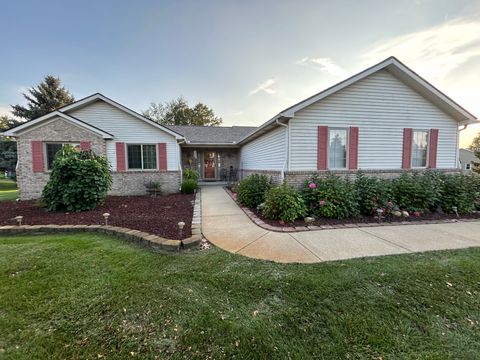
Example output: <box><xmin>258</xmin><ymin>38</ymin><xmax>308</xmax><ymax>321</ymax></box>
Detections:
<box><xmin>116</xmin><ymin>142</ymin><xmax>126</xmax><ymax>172</ymax></box>
<box><xmin>158</xmin><ymin>143</ymin><xmax>167</xmax><ymax>170</ymax></box>
<box><xmin>31</xmin><ymin>141</ymin><xmax>44</xmax><ymax>173</ymax></box>
<box><xmin>428</xmin><ymin>129</ymin><xmax>439</xmax><ymax>168</ymax></box>
<box><xmin>80</xmin><ymin>141</ymin><xmax>91</xmax><ymax>150</ymax></box>
<box><xmin>402</xmin><ymin>128</ymin><xmax>413</xmax><ymax>169</ymax></box>
<box><xmin>317</xmin><ymin>126</ymin><xmax>328</xmax><ymax>170</ymax></box>
<box><xmin>348</xmin><ymin>127</ymin><xmax>359</xmax><ymax>170</ymax></box>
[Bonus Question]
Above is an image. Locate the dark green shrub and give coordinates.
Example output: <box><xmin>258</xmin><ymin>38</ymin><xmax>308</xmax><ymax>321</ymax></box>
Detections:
<box><xmin>302</xmin><ymin>173</ymin><xmax>359</xmax><ymax>219</ymax></box>
<box><xmin>183</xmin><ymin>168</ymin><xmax>200</xmax><ymax>182</ymax></box>
<box><xmin>355</xmin><ymin>172</ymin><xmax>393</xmax><ymax>216</ymax></box>
<box><xmin>181</xmin><ymin>179</ymin><xmax>198</xmax><ymax>194</ymax></box>
<box><xmin>440</xmin><ymin>173</ymin><xmax>478</xmax><ymax>214</ymax></box>
<box><xmin>391</xmin><ymin>171</ymin><xmax>443</xmax><ymax>212</ymax></box>
<box><xmin>262</xmin><ymin>183</ymin><xmax>307</xmax><ymax>223</ymax></box>
<box><xmin>236</xmin><ymin>174</ymin><xmax>272</xmax><ymax>208</ymax></box>
<box><xmin>42</xmin><ymin>146</ymin><xmax>112</xmax><ymax>212</ymax></box>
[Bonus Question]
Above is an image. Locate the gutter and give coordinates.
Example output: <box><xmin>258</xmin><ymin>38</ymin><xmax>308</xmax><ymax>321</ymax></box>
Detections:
<box><xmin>457</xmin><ymin>125</ymin><xmax>468</xmax><ymax>169</ymax></box>
<box><xmin>276</xmin><ymin>119</ymin><xmax>289</xmax><ymax>182</ymax></box>
<box><xmin>177</xmin><ymin>139</ymin><xmax>185</xmax><ymax>186</ymax></box>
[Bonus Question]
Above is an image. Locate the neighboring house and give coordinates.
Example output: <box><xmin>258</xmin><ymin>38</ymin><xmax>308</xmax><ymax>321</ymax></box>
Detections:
<box><xmin>459</xmin><ymin>148</ymin><xmax>479</xmax><ymax>171</ymax></box>
<box><xmin>2</xmin><ymin>56</ymin><xmax>478</xmax><ymax>200</ymax></box>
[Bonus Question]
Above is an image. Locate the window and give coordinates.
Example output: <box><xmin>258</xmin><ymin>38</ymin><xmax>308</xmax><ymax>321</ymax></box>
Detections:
<box><xmin>328</xmin><ymin>128</ymin><xmax>347</xmax><ymax>169</ymax></box>
<box><xmin>411</xmin><ymin>130</ymin><xmax>429</xmax><ymax>168</ymax></box>
<box><xmin>45</xmin><ymin>142</ymin><xmax>80</xmax><ymax>169</ymax></box>
<box><xmin>466</xmin><ymin>163</ymin><xmax>471</xmax><ymax>170</ymax></box>
<box><xmin>127</xmin><ymin>144</ymin><xmax>157</xmax><ymax>170</ymax></box>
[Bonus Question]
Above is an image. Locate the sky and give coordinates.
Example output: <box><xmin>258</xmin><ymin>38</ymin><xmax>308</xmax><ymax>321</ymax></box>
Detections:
<box><xmin>0</xmin><ymin>0</ymin><xmax>479</xmax><ymax>147</ymax></box>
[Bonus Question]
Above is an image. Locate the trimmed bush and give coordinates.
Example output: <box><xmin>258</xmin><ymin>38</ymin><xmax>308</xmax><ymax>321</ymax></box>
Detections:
<box><xmin>355</xmin><ymin>172</ymin><xmax>393</xmax><ymax>216</ymax></box>
<box><xmin>42</xmin><ymin>146</ymin><xmax>112</xmax><ymax>212</ymax></box>
<box><xmin>262</xmin><ymin>183</ymin><xmax>307</xmax><ymax>223</ymax></box>
<box><xmin>181</xmin><ymin>179</ymin><xmax>198</xmax><ymax>194</ymax></box>
<box><xmin>302</xmin><ymin>173</ymin><xmax>359</xmax><ymax>219</ymax></box>
<box><xmin>236</xmin><ymin>174</ymin><xmax>272</xmax><ymax>208</ymax></box>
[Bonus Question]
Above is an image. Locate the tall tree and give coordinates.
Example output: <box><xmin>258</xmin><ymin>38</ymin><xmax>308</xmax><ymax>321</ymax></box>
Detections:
<box><xmin>0</xmin><ymin>115</ymin><xmax>20</xmax><ymax>171</ymax></box>
<box><xmin>11</xmin><ymin>75</ymin><xmax>75</xmax><ymax>120</ymax></box>
<box><xmin>143</xmin><ymin>97</ymin><xmax>222</xmax><ymax>126</ymax></box>
<box><xmin>469</xmin><ymin>132</ymin><xmax>480</xmax><ymax>174</ymax></box>
<box><xmin>0</xmin><ymin>115</ymin><xmax>22</xmax><ymax>131</ymax></box>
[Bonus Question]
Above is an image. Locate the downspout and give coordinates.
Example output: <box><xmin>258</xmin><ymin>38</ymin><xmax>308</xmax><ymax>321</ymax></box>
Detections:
<box><xmin>276</xmin><ymin>119</ymin><xmax>289</xmax><ymax>182</ymax></box>
<box><xmin>177</xmin><ymin>139</ymin><xmax>185</xmax><ymax>187</ymax></box>
<box><xmin>458</xmin><ymin>125</ymin><xmax>468</xmax><ymax>169</ymax></box>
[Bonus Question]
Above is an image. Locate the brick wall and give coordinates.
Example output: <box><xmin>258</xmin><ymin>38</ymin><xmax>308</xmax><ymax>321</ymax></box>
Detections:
<box><xmin>111</xmin><ymin>171</ymin><xmax>181</xmax><ymax>195</ymax></box>
<box><xmin>239</xmin><ymin>169</ymin><xmax>282</xmax><ymax>185</ymax></box>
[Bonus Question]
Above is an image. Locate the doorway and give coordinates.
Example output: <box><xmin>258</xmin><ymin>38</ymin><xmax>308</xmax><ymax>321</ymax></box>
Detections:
<box><xmin>204</xmin><ymin>151</ymin><xmax>216</xmax><ymax>179</ymax></box>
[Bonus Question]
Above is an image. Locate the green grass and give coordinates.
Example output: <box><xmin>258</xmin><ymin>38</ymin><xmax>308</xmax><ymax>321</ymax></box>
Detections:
<box><xmin>0</xmin><ymin>175</ymin><xmax>17</xmax><ymax>201</ymax></box>
<box><xmin>1</xmin><ymin>234</ymin><xmax>479</xmax><ymax>359</ymax></box>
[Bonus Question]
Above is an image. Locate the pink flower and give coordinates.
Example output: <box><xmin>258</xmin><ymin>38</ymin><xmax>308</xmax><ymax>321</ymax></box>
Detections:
<box><xmin>308</xmin><ymin>182</ymin><xmax>317</xmax><ymax>189</ymax></box>
<box><xmin>413</xmin><ymin>211</ymin><xmax>421</xmax><ymax>217</ymax></box>
<box><xmin>319</xmin><ymin>200</ymin><xmax>326</xmax><ymax>207</ymax></box>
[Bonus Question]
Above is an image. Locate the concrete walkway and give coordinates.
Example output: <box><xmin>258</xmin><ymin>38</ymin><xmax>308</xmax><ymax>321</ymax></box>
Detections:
<box><xmin>201</xmin><ymin>186</ymin><xmax>480</xmax><ymax>263</ymax></box>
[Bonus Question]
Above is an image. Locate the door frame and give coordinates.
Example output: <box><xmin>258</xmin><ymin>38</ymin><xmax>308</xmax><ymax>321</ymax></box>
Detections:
<box><xmin>203</xmin><ymin>151</ymin><xmax>217</xmax><ymax>180</ymax></box>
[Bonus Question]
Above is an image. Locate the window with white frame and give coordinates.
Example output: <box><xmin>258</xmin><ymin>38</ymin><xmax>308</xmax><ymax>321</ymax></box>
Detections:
<box><xmin>127</xmin><ymin>144</ymin><xmax>157</xmax><ymax>170</ymax></box>
<box><xmin>328</xmin><ymin>128</ymin><xmax>348</xmax><ymax>169</ymax></box>
<box><xmin>45</xmin><ymin>142</ymin><xmax>80</xmax><ymax>169</ymax></box>
<box><xmin>411</xmin><ymin>130</ymin><xmax>429</xmax><ymax>168</ymax></box>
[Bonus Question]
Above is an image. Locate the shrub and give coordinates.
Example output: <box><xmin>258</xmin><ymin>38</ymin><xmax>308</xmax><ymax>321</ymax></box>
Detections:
<box><xmin>262</xmin><ymin>183</ymin><xmax>307</xmax><ymax>222</ymax></box>
<box><xmin>355</xmin><ymin>172</ymin><xmax>393</xmax><ymax>216</ymax></box>
<box><xmin>42</xmin><ymin>146</ymin><xmax>112</xmax><ymax>212</ymax></box>
<box><xmin>302</xmin><ymin>173</ymin><xmax>359</xmax><ymax>219</ymax></box>
<box><xmin>183</xmin><ymin>168</ymin><xmax>200</xmax><ymax>182</ymax></box>
<box><xmin>236</xmin><ymin>174</ymin><xmax>272</xmax><ymax>208</ymax></box>
<box><xmin>391</xmin><ymin>171</ymin><xmax>443</xmax><ymax>212</ymax></box>
<box><xmin>440</xmin><ymin>173</ymin><xmax>478</xmax><ymax>214</ymax></box>
<box><xmin>181</xmin><ymin>179</ymin><xmax>198</xmax><ymax>194</ymax></box>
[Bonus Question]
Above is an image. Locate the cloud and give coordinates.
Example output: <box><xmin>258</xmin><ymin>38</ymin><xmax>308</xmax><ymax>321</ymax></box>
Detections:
<box><xmin>362</xmin><ymin>17</ymin><xmax>480</xmax><ymax>80</ymax></box>
<box><xmin>249</xmin><ymin>78</ymin><xmax>276</xmax><ymax>95</ymax></box>
<box><xmin>0</xmin><ymin>106</ymin><xmax>13</xmax><ymax>117</ymax></box>
<box><xmin>297</xmin><ymin>57</ymin><xmax>346</xmax><ymax>77</ymax></box>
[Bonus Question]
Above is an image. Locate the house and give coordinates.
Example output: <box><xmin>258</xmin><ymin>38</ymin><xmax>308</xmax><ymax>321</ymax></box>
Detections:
<box><xmin>459</xmin><ymin>148</ymin><xmax>478</xmax><ymax>171</ymax></box>
<box><xmin>2</xmin><ymin>56</ymin><xmax>478</xmax><ymax>200</ymax></box>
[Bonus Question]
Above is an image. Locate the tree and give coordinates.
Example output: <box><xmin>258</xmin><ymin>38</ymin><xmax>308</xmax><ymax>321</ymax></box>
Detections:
<box><xmin>0</xmin><ymin>115</ymin><xmax>21</xmax><ymax>171</ymax></box>
<box><xmin>469</xmin><ymin>132</ymin><xmax>480</xmax><ymax>174</ymax></box>
<box><xmin>143</xmin><ymin>97</ymin><xmax>222</xmax><ymax>126</ymax></box>
<box><xmin>0</xmin><ymin>115</ymin><xmax>22</xmax><ymax>131</ymax></box>
<box><xmin>11</xmin><ymin>75</ymin><xmax>75</xmax><ymax>120</ymax></box>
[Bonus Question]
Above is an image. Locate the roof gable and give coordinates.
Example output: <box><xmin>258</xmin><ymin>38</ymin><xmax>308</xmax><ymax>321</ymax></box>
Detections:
<box><xmin>165</xmin><ymin>125</ymin><xmax>257</xmax><ymax>145</ymax></box>
<box><xmin>1</xmin><ymin>111</ymin><xmax>114</xmax><ymax>139</ymax></box>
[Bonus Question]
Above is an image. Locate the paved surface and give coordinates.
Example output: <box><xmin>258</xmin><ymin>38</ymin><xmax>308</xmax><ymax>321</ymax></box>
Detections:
<box><xmin>201</xmin><ymin>186</ymin><xmax>480</xmax><ymax>263</ymax></box>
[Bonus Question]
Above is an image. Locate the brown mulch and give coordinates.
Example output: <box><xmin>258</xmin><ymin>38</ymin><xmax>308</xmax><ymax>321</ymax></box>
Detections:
<box><xmin>251</xmin><ymin>208</ymin><xmax>480</xmax><ymax>228</ymax></box>
<box><xmin>0</xmin><ymin>195</ymin><xmax>195</xmax><ymax>239</ymax></box>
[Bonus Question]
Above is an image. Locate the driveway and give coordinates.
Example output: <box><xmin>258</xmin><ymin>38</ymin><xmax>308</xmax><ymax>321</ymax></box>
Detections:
<box><xmin>201</xmin><ymin>186</ymin><xmax>480</xmax><ymax>263</ymax></box>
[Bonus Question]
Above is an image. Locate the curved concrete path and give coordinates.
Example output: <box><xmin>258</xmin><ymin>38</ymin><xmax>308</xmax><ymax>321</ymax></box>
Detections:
<box><xmin>201</xmin><ymin>186</ymin><xmax>480</xmax><ymax>263</ymax></box>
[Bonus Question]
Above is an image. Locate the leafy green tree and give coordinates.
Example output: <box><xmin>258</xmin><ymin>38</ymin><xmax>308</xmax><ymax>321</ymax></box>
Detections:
<box><xmin>0</xmin><ymin>115</ymin><xmax>21</xmax><ymax>171</ymax></box>
<box><xmin>469</xmin><ymin>132</ymin><xmax>480</xmax><ymax>174</ymax></box>
<box><xmin>143</xmin><ymin>97</ymin><xmax>222</xmax><ymax>126</ymax></box>
<box><xmin>0</xmin><ymin>115</ymin><xmax>22</xmax><ymax>131</ymax></box>
<box><xmin>11</xmin><ymin>75</ymin><xmax>75</xmax><ymax>120</ymax></box>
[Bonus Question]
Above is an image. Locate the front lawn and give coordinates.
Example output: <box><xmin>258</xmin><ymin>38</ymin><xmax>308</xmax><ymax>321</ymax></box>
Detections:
<box><xmin>0</xmin><ymin>175</ymin><xmax>17</xmax><ymax>201</ymax></box>
<box><xmin>1</xmin><ymin>234</ymin><xmax>479</xmax><ymax>359</ymax></box>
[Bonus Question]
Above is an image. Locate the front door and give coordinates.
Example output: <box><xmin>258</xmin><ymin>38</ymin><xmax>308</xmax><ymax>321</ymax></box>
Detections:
<box><xmin>204</xmin><ymin>151</ymin><xmax>216</xmax><ymax>179</ymax></box>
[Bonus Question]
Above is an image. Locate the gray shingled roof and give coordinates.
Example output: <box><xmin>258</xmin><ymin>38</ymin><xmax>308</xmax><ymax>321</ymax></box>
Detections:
<box><xmin>165</xmin><ymin>125</ymin><xmax>257</xmax><ymax>144</ymax></box>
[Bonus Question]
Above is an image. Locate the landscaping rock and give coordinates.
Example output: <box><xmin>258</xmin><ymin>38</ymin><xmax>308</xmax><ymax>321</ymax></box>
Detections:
<box><xmin>402</xmin><ymin>211</ymin><xmax>409</xmax><ymax>217</ymax></box>
<box><xmin>304</xmin><ymin>217</ymin><xmax>315</xmax><ymax>224</ymax></box>
<box><xmin>162</xmin><ymin>240</ymin><xmax>181</xmax><ymax>252</ymax></box>
<box><xmin>392</xmin><ymin>210</ymin><xmax>402</xmax><ymax>217</ymax></box>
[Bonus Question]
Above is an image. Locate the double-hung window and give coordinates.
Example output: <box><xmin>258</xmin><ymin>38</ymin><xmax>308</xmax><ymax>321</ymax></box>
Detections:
<box><xmin>45</xmin><ymin>142</ymin><xmax>80</xmax><ymax>170</ymax></box>
<box><xmin>127</xmin><ymin>144</ymin><xmax>157</xmax><ymax>170</ymax></box>
<box><xmin>411</xmin><ymin>130</ymin><xmax>429</xmax><ymax>168</ymax></box>
<box><xmin>328</xmin><ymin>128</ymin><xmax>348</xmax><ymax>169</ymax></box>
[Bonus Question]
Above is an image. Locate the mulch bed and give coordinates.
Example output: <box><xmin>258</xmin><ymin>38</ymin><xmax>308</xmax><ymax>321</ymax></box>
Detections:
<box><xmin>0</xmin><ymin>195</ymin><xmax>195</xmax><ymax>239</ymax></box>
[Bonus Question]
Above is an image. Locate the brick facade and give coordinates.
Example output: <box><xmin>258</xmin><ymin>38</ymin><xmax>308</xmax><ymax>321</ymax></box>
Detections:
<box><xmin>240</xmin><ymin>169</ymin><xmax>282</xmax><ymax>185</ymax></box>
<box><xmin>16</xmin><ymin>118</ymin><xmax>106</xmax><ymax>200</ymax></box>
<box><xmin>16</xmin><ymin>117</ymin><xmax>181</xmax><ymax>200</ymax></box>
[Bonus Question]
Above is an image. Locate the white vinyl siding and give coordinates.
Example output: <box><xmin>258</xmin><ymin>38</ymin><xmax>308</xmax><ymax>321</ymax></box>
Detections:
<box><xmin>240</xmin><ymin>126</ymin><xmax>286</xmax><ymax>170</ymax></box>
<box><xmin>289</xmin><ymin>70</ymin><xmax>458</xmax><ymax>170</ymax></box>
<box><xmin>68</xmin><ymin>100</ymin><xmax>179</xmax><ymax>171</ymax></box>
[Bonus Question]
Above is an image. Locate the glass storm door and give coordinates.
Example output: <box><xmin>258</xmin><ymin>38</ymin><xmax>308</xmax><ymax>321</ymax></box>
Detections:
<box><xmin>204</xmin><ymin>151</ymin><xmax>216</xmax><ymax>179</ymax></box>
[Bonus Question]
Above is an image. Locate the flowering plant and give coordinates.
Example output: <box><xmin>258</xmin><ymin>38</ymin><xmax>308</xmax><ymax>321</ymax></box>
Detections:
<box><xmin>308</xmin><ymin>182</ymin><xmax>317</xmax><ymax>189</ymax></box>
